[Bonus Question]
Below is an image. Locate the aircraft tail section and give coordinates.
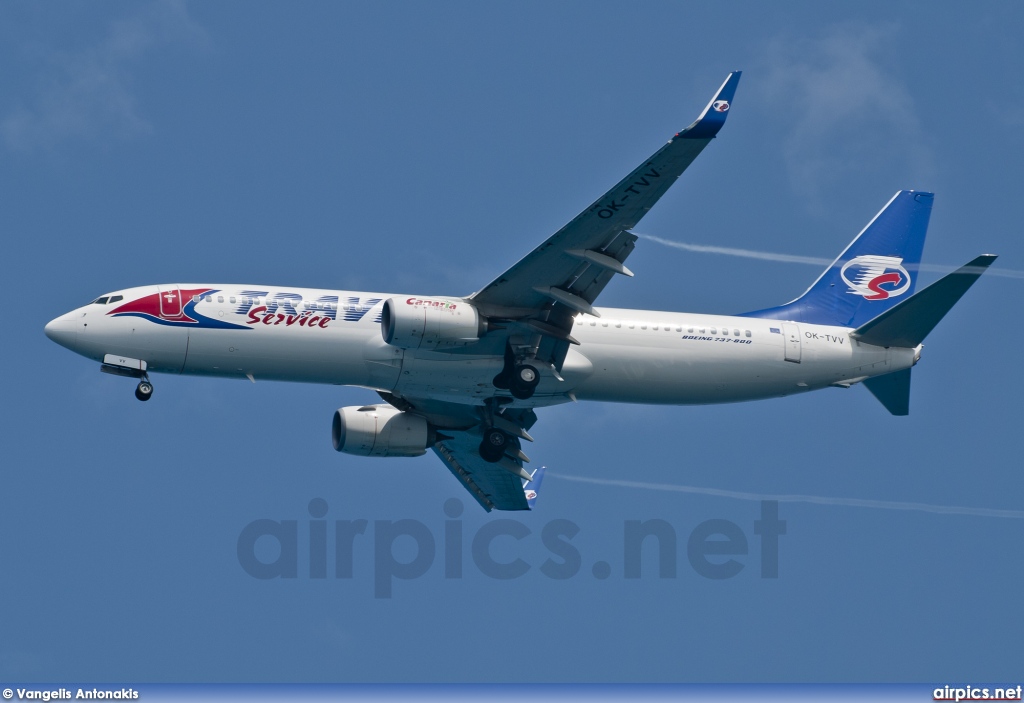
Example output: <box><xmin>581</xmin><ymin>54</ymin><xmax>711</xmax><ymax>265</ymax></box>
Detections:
<box><xmin>742</xmin><ymin>191</ymin><xmax>933</xmax><ymax>328</ymax></box>
<box><xmin>851</xmin><ymin>255</ymin><xmax>997</xmax><ymax>348</ymax></box>
<box><xmin>855</xmin><ymin>254</ymin><xmax>995</xmax><ymax>415</ymax></box>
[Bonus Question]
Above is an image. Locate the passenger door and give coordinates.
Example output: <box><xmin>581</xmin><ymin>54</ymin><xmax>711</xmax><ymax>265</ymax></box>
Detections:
<box><xmin>782</xmin><ymin>322</ymin><xmax>801</xmax><ymax>363</ymax></box>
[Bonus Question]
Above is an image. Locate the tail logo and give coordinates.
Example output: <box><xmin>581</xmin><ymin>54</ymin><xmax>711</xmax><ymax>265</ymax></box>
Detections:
<box><xmin>712</xmin><ymin>100</ymin><xmax>730</xmax><ymax>112</ymax></box>
<box><xmin>841</xmin><ymin>255</ymin><xmax>911</xmax><ymax>300</ymax></box>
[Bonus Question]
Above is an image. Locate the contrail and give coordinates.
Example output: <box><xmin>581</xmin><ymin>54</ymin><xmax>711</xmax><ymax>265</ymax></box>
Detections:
<box><xmin>640</xmin><ymin>233</ymin><xmax>833</xmax><ymax>266</ymax></box>
<box><xmin>550</xmin><ymin>473</ymin><xmax>1024</xmax><ymax>520</ymax></box>
<box><xmin>636</xmin><ymin>233</ymin><xmax>1024</xmax><ymax>279</ymax></box>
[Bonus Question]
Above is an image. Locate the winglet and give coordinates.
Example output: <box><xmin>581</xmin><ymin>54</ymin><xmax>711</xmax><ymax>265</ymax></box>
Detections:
<box><xmin>522</xmin><ymin>466</ymin><xmax>546</xmax><ymax>510</ymax></box>
<box><xmin>678</xmin><ymin>71</ymin><xmax>742</xmax><ymax>140</ymax></box>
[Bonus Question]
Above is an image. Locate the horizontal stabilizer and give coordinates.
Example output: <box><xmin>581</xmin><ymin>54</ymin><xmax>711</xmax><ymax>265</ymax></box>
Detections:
<box><xmin>863</xmin><ymin>368</ymin><xmax>911</xmax><ymax>416</ymax></box>
<box><xmin>852</xmin><ymin>255</ymin><xmax>997</xmax><ymax>348</ymax></box>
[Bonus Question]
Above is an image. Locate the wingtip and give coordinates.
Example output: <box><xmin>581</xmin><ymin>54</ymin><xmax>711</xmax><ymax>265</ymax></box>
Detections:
<box><xmin>967</xmin><ymin>254</ymin><xmax>998</xmax><ymax>269</ymax></box>
<box><xmin>677</xmin><ymin>71</ymin><xmax>742</xmax><ymax>140</ymax></box>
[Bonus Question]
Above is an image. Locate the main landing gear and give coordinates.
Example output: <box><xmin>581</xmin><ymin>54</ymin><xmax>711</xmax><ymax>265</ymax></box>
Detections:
<box><xmin>135</xmin><ymin>378</ymin><xmax>153</xmax><ymax>402</ymax></box>
<box><xmin>479</xmin><ymin>427</ymin><xmax>508</xmax><ymax>463</ymax></box>
<box><xmin>492</xmin><ymin>346</ymin><xmax>541</xmax><ymax>400</ymax></box>
<box><xmin>509</xmin><ymin>364</ymin><xmax>539</xmax><ymax>399</ymax></box>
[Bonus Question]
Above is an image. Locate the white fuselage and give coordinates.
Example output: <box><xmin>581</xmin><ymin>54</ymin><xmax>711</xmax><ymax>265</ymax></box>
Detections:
<box><xmin>45</xmin><ymin>284</ymin><xmax>919</xmax><ymax>409</ymax></box>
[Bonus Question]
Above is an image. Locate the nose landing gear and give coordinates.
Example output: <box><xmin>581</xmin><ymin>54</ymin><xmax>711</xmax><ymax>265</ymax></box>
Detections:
<box><xmin>99</xmin><ymin>355</ymin><xmax>155</xmax><ymax>402</ymax></box>
<box><xmin>135</xmin><ymin>379</ymin><xmax>154</xmax><ymax>402</ymax></box>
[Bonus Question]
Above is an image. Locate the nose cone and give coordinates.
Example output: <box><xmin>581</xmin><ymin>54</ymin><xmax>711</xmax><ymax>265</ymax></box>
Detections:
<box><xmin>44</xmin><ymin>315</ymin><xmax>78</xmax><ymax>350</ymax></box>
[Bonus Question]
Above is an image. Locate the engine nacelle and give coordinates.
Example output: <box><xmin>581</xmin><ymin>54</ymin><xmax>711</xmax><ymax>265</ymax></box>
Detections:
<box><xmin>381</xmin><ymin>296</ymin><xmax>482</xmax><ymax>349</ymax></box>
<box><xmin>332</xmin><ymin>404</ymin><xmax>429</xmax><ymax>457</ymax></box>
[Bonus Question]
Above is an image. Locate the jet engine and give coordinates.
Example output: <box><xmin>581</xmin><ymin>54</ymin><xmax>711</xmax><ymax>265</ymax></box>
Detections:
<box><xmin>381</xmin><ymin>296</ymin><xmax>483</xmax><ymax>349</ymax></box>
<box><xmin>332</xmin><ymin>404</ymin><xmax>430</xmax><ymax>457</ymax></box>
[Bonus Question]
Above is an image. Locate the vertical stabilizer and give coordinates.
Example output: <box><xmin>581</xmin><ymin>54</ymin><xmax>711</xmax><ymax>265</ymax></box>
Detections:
<box><xmin>743</xmin><ymin>191</ymin><xmax>933</xmax><ymax>328</ymax></box>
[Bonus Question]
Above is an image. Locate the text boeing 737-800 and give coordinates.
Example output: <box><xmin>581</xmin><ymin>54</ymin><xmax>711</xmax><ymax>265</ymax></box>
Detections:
<box><xmin>44</xmin><ymin>72</ymin><xmax>996</xmax><ymax>511</ymax></box>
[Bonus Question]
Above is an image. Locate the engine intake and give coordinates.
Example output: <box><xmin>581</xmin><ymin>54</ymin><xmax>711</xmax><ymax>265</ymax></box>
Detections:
<box><xmin>332</xmin><ymin>404</ymin><xmax>430</xmax><ymax>457</ymax></box>
<box><xmin>381</xmin><ymin>296</ymin><xmax>482</xmax><ymax>349</ymax></box>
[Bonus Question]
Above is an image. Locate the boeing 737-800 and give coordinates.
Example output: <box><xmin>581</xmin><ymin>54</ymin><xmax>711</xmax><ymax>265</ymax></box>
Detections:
<box><xmin>44</xmin><ymin>72</ymin><xmax>996</xmax><ymax>511</ymax></box>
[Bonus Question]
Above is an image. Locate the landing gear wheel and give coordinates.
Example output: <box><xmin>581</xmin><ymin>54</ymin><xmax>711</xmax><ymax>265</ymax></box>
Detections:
<box><xmin>508</xmin><ymin>364</ymin><xmax>540</xmax><ymax>400</ymax></box>
<box><xmin>479</xmin><ymin>427</ymin><xmax>508</xmax><ymax>463</ymax></box>
<box><xmin>135</xmin><ymin>380</ymin><xmax>153</xmax><ymax>402</ymax></box>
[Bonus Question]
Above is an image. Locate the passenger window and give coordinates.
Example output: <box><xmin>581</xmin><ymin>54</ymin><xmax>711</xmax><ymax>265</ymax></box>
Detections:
<box><xmin>601</xmin><ymin>322</ymin><xmax>608</xmax><ymax>327</ymax></box>
<box><xmin>108</xmin><ymin>295</ymin><xmax>123</xmax><ymax>303</ymax></box>
<box><xmin>217</xmin><ymin>296</ymin><xmax>224</xmax><ymax>303</ymax></box>
<box><xmin>640</xmin><ymin>324</ymin><xmax>647</xmax><ymax>330</ymax></box>
<box><xmin>192</xmin><ymin>295</ymin><xmax>200</xmax><ymax>303</ymax></box>
<box><xmin>230</xmin><ymin>297</ymin><xmax>236</xmax><ymax>304</ymax></box>
<box><xmin>205</xmin><ymin>296</ymin><xmax>213</xmax><ymax>302</ymax></box>
<box><xmin>710</xmin><ymin>327</ymin><xmax>717</xmax><ymax>334</ymax></box>
<box><xmin>734</xmin><ymin>329</ymin><xmax>739</xmax><ymax>336</ymax></box>
<box><xmin>590</xmin><ymin>321</ymin><xmax>596</xmax><ymax>326</ymax></box>
<box><xmin>652</xmin><ymin>324</ymin><xmax>659</xmax><ymax>331</ymax></box>
<box><xmin>687</xmin><ymin>327</ymin><xmax>694</xmax><ymax>333</ymax></box>
<box><xmin>615</xmin><ymin>322</ymin><xmax>621</xmax><ymax>328</ymax></box>
<box><xmin>745</xmin><ymin>330</ymin><xmax>751</xmax><ymax>338</ymax></box>
<box><xmin>699</xmin><ymin>328</ymin><xmax>705</xmax><ymax>334</ymax></box>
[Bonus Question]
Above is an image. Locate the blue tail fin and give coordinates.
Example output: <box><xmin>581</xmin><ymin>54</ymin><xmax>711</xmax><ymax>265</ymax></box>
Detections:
<box><xmin>742</xmin><ymin>191</ymin><xmax>933</xmax><ymax>328</ymax></box>
<box><xmin>522</xmin><ymin>467</ymin><xmax>545</xmax><ymax>510</ymax></box>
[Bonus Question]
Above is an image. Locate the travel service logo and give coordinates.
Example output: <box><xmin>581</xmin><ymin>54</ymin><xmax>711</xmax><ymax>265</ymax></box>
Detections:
<box><xmin>840</xmin><ymin>255</ymin><xmax>911</xmax><ymax>301</ymax></box>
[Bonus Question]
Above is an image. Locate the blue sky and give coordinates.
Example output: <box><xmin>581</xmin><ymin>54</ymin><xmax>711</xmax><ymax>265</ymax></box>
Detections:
<box><xmin>2</xmin><ymin>0</ymin><xmax>1023</xmax><ymax>683</ymax></box>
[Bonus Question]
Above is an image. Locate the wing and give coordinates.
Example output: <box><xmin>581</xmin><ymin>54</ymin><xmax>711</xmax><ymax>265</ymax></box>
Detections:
<box><xmin>379</xmin><ymin>392</ymin><xmax>541</xmax><ymax>511</ymax></box>
<box><xmin>386</xmin><ymin>76</ymin><xmax>742</xmax><ymax>511</ymax></box>
<box><xmin>470</xmin><ymin>71</ymin><xmax>741</xmax><ymax>319</ymax></box>
<box><xmin>433</xmin><ymin>436</ymin><xmax>530</xmax><ymax>511</ymax></box>
<box><xmin>432</xmin><ymin>408</ymin><xmax>540</xmax><ymax>512</ymax></box>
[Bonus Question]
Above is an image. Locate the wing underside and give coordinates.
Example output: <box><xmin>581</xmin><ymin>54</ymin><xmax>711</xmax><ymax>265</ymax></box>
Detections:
<box><xmin>433</xmin><ymin>436</ymin><xmax>531</xmax><ymax>512</ymax></box>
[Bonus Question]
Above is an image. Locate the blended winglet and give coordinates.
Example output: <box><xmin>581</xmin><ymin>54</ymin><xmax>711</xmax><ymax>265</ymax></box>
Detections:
<box><xmin>522</xmin><ymin>466</ymin><xmax>546</xmax><ymax>510</ymax></box>
<box><xmin>679</xmin><ymin>71</ymin><xmax>742</xmax><ymax>139</ymax></box>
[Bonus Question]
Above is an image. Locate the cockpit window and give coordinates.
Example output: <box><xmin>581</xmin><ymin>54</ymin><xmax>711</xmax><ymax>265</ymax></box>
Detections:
<box><xmin>108</xmin><ymin>295</ymin><xmax>123</xmax><ymax>304</ymax></box>
<box><xmin>94</xmin><ymin>297</ymin><xmax>110</xmax><ymax>305</ymax></box>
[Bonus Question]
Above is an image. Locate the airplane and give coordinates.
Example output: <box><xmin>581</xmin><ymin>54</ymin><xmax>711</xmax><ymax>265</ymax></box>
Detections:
<box><xmin>44</xmin><ymin>71</ymin><xmax>997</xmax><ymax>512</ymax></box>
